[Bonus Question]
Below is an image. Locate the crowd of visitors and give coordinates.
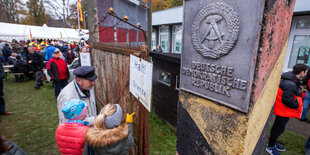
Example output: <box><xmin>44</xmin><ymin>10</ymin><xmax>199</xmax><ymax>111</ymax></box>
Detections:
<box><xmin>1</xmin><ymin>38</ymin><xmax>309</xmax><ymax>155</ymax></box>
<box><xmin>0</xmin><ymin>38</ymin><xmax>89</xmax><ymax>118</ymax></box>
<box><xmin>0</xmin><ymin>39</ymin><xmax>86</xmax><ymax>86</ymax></box>
<box><xmin>0</xmin><ymin>38</ymin><xmax>136</xmax><ymax>154</ymax></box>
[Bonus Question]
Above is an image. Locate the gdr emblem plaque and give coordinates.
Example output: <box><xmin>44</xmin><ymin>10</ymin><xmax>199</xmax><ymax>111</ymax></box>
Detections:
<box><xmin>191</xmin><ymin>2</ymin><xmax>240</xmax><ymax>59</ymax></box>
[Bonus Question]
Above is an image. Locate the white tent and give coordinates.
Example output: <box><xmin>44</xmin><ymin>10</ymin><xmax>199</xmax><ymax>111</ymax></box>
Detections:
<box><xmin>0</xmin><ymin>22</ymin><xmax>89</xmax><ymax>42</ymax></box>
<box><xmin>0</xmin><ymin>22</ymin><xmax>27</xmax><ymax>41</ymax></box>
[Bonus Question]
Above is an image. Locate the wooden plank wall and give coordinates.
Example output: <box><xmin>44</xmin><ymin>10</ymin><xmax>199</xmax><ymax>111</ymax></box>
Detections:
<box><xmin>92</xmin><ymin>44</ymin><xmax>143</xmax><ymax>154</ymax></box>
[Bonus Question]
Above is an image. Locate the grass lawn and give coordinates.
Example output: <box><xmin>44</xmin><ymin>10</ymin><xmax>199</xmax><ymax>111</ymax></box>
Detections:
<box><xmin>277</xmin><ymin>130</ymin><xmax>307</xmax><ymax>155</ymax></box>
<box><xmin>0</xmin><ymin>79</ymin><xmax>59</xmax><ymax>154</ymax></box>
<box><xmin>149</xmin><ymin>113</ymin><xmax>177</xmax><ymax>155</ymax></box>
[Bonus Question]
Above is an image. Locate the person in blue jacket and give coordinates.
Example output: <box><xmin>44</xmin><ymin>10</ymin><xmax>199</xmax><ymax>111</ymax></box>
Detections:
<box><xmin>44</xmin><ymin>44</ymin><xmax>56</xmax><ymax>61</ymax></box>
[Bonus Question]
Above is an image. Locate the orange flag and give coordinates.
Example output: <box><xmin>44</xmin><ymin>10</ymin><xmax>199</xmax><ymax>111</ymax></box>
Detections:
<box><xmin>29</xmin><ymin>28</ymin><xmax>33</xmax><ymax>40</ymax></box>
<box><xmin>78</xmin><ymin>0</ymin><xmax>83</xmax><ymax>22</ymax></box>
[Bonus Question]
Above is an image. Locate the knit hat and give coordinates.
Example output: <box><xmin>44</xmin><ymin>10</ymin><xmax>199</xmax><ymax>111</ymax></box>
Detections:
<box><xmin>104</xmin><ymin>104</ymin><xmax>122</xmax><ymax>129</ymax></box>
<box><xmin>62</xmin><ymin>99</ymin><xmax>87</xmax><ymax>120</ymax></box>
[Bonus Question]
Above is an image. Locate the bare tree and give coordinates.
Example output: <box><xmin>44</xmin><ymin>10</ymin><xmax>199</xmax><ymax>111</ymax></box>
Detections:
<box><xmin>0</xmin><ymin>0</ymin><xmax>26</xmax><ymax>23</ymax></box>
<box><xmin>44</xmin><ymin>0</ymin><xmax>73</xmax><ymax>27</ymax></box>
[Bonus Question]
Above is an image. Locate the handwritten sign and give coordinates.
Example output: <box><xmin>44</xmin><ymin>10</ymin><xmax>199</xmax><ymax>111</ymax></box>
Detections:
<box><xmin>79</xmin><ymin>52</ymin><xmax>96</xmax><ymax>106</ymax></box>
<box><xmin>80</xmin><ymin>53</ymin><xmax>91</xmax><ymax>66</ymax></box>
<box><xmin>129</xmin><ymin>54</ymin><xmax>153</xmax><ymax>111</ymax></box>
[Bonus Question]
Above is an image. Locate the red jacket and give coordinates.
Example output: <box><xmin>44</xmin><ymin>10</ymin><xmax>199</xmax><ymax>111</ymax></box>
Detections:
<box><xmin>47</xmin><ymin>58</ymin><xmax>69</xmax><ymax>81</ymax></box>
<box><xmin>55</xmin><ymin>123</ymin><xmax>88</xmax><ymax>155</ymax></box>
<box><xmin>274</xmin><ymin>88</ymin><xmax>303</xmax><ymax>118</ymax></box>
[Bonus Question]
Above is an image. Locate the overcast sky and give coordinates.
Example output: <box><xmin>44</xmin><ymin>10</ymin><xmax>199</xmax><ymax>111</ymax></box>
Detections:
<box><xmin>20</xmin><ymin>0</ymin><xmax>77</xmax><ymax>20</ymax></box>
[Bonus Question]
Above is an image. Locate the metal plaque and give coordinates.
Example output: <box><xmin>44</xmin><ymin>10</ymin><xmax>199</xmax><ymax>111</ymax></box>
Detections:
<box><xmin>180</xmin><ymin>0</ymin><xmax>265</xmax><ymax>112</ymax></box>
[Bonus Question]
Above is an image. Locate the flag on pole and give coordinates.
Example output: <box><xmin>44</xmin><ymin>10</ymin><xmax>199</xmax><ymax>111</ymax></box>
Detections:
<box><xmin>60</xmin><ymin>32</ymin><xmax>63</xmax><ymax>40</ymax></box>
<box><xmin>78</xmin><ymin>0</ymin><xmax>83</xmax><ymax>22</ymax></box>
<box><xmin>29</xmin><ymin>28</ymin><xmax>33</xmax><ymax>40</ymax></box>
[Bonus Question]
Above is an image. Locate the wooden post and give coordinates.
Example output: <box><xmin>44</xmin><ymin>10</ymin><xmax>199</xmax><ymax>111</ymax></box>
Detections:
<box><xmin>137</xmin><ymin>45</ymin><xmax>149</xmax><ymax>155</ymax></box>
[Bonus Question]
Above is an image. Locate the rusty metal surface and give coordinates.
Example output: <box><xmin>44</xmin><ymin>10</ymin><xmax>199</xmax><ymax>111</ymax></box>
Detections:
<box><xmin>180</xmin><ymin>0</ymin><xmax>265</xmax><ymax>112</ymax></box>
<box><xmin>93</xmin><ymin>42</ymin><xmax>143</xmax><ymax>56</ymax></box>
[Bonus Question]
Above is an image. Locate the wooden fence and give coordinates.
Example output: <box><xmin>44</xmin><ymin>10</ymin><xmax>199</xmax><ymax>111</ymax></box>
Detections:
<box><xmin>91</xmin><ymin>42</ymin><xmax>149</xmax><ymax>155</ymax></box>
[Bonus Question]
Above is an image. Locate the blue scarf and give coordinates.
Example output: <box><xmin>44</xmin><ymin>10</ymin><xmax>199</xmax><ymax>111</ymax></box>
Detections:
<box><xmin>65</xmin><ymin>120</ymin><xmax>89</xmax><ymax>126</ymax></box>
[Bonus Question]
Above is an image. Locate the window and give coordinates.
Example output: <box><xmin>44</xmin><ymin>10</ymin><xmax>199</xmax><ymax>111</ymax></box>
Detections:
<box><xmin>288</xmin><ymin>35</ymin><xmax>310</xmax><ymax>68</ymax></box>
<box><xmin>152</xmin><ymin>32</ymin><xmax>156</xmax><ymax>51</ymax></box>
<box><xmin>296</xmin><ymin>18</ymin><xmax>310</xmax><ymax>29</ymax></box>
<box><xmin>158</xmin><ymin>69</ymin><xmax>171</xmax><ymax>86</ymax></box>
<box><xmin>175</xmin><ymin>75</ymin><xmax>180</xmax><ymax>90</ymax></box>
<box><xmin>172</xmin><ymin>25</ymin><xmax>182</xmax><ymax>54</ymax></box>
<box><xmin>159</xmin><ymin>26</ymin><xmax>169</xmax><ymax>53</ymax></box>
<box><xmin>283</xmin><ymin>15</ymin><xmax>310</xmax><ymax>72</ymax></box>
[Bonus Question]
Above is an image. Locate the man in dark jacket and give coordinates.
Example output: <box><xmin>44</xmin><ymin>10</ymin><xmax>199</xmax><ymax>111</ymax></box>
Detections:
<box><xmin>7</xmin><ymin>53</ymin><xmax>17</xmax><ymax>65</ymax></box>
<box><xmin>266</xmin><ymin>64</ymin><xmax>308</xmax><ymax>155</ymax></box>
<box><xmin>66</xmin><ymin>49</ymin><xmax>76</xmax><ymax>65</ymax></box>
<box><xmin>12</xmin><ymin>56</ymin><xmax>29</xmax><ymax>82</ymax></box>
<box><xmin>13</xmin><ymin>56</ymin><xmax>29</xmax><ymax>73</ymax></box>
<box><xmin>47</xmin><ymin>48</ymin><xmax>69</xmax><ymax>98</ymax></box>
<box><xmin>11</xmin><ymin>39</ymin><xmax>21</xmax><ymax>54</ymax></box>
<box><xmin>27</xmin><ymin>46</ymin><xmax>44</xmax><ymax>89</ymax></box>
<box><xmin>22</xmin><ymin>43</ymin><xmax>29</xmax><ymax>61</ymax></box>
<box><xmin>2</xmin><ymin>44</ymin><xmax>12</xmax><ymax>65</ymax></box>
<box><xmin>0</xmin><ymin>63</ymin><xmax>13</xmax><ymax>115</ymax></box>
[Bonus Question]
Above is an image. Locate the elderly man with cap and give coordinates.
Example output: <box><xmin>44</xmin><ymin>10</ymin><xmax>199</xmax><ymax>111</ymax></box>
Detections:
<box><xmin>57</xmin><ymin>66</ymin><xmax>97</xmax><ymax>125</ymax></box>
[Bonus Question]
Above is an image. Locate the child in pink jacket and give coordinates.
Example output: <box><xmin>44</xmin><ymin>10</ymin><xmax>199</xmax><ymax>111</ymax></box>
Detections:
<box><xmin>55</xmin><ymin>99</ymin><xmax>89</xmax><ymax>155</ymax></box>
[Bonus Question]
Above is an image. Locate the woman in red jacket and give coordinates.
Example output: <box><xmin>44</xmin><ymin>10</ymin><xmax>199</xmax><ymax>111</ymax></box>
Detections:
<box><xmin>55</xmin><ymin>99</ymin><xmax>89</xmax><ymax>155</ymax></box>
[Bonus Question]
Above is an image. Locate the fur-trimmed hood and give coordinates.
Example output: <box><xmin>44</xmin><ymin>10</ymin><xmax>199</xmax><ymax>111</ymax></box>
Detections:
<box><xmin>84</xmin><ymin>122</ymin><xmax>129</xmax><ymax>147</ymax></box>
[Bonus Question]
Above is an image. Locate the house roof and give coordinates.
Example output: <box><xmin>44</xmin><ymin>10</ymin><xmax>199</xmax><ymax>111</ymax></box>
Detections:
<box><xmin>152</xmin><ymin>1</ymin><xmax>310</xmax><ymax>26</ymax></box>
<box><xmin>152</xmin><ymin>6</ymin><xmax>183</xmax><ymax>26</ymax></box>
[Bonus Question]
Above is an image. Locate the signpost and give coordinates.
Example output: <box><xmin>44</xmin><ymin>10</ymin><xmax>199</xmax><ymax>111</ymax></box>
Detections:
<box><xmin>129</xmin><ymin>54</ymin><xmax>153</xmax><ymax>111</ymax></box>
<box><xmin>130</xmin><ymin>45</ymin><xmax>151</xmax><ymax>155</ymax></box>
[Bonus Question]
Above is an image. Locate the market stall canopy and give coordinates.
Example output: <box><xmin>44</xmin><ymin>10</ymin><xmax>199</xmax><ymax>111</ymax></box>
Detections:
<box><xmin>0</xmin><ymin>22</ymin><xmax>89</xmax><ymax>42</ymax></box>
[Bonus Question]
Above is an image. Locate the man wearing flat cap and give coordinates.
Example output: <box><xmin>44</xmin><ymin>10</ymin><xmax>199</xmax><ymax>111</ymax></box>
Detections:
<box><xmin>57</xmin><ymin>66</ymin><xmax>97</xmax><ymax>125</ymax></box>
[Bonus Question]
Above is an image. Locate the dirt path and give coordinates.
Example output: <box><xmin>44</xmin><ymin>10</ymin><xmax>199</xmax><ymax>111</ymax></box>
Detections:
<box><xmin>286</xmin><ymin>112</ymin><xmax>310</xmax><ymax>137</ymax></box>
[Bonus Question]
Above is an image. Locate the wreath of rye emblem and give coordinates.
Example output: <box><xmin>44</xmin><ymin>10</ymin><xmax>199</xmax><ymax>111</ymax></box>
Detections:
<box><xmin>192</xmin><ymin>2</ymin><xmax>240</xmax><ymax>59</ymax></box>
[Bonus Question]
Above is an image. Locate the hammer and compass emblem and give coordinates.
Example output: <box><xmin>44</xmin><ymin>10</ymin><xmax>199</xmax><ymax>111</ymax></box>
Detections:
<box><xmin>192</xmin><ymin>2</ymin><xmax>240</xmax><ymax>59</ymax></box>
<box><xmin>201</xmin><ymin>15</ymin><xmax>224</xmax><ymax>49</ymax></box>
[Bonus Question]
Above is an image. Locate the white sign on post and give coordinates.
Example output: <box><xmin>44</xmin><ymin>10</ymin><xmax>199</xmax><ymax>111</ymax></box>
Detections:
<box><xmin>80</xmin><ymin>53</ymin><xmax>91</xmax><ymax>66</ymax></box>
<box><xmin>129</xmin><ymin>54</ymin><xmax>153</xmax><ymax>112</ymax></box>
<box><xmin>79</xmin><ymin>52</ymin><xmax>96</xmax><ymax>107</ymax></box>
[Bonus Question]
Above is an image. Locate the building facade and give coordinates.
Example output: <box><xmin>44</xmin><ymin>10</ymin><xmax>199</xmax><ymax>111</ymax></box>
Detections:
<box><xmin>150</xmin><ymin>0</ymin><xmax>310</xmax><ymax>127</ymax></box>
<box><xmin>152</xmin><ymin>0</ymin><xmax>310</xmax><ymax>72</ymax></box>
<box><xmin>283</xmin><ymin>0</ymin><xmax>310</xmax><ymax>72</ymax></box>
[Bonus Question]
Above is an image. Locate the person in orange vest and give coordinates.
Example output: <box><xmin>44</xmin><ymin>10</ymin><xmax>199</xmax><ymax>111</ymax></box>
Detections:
<box><xmin>266</xmin><ymin>64</ymin><xmax>308</xmax><ymax>155</ymax></box>
<box><xmin>28</xmin><ymin>40</ymin><xmax>36</xmax><ymax>47</ymax></box>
